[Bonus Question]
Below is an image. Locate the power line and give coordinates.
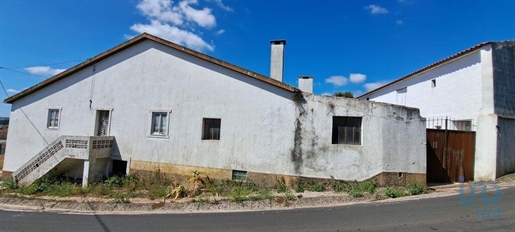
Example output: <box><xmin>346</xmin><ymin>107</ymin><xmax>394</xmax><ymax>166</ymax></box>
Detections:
<box><xmin>0</xmin><ymin>67</ymin><xmax>45</xmax><ymax>80</ymax></box>
<box><xmin>4</xmin><ymin>58</ymin><xmax>88</xmax><ymax>69</ymax></box>
<box><xmin>0</xmin><ymin>79</ymin><xmax>10</xmax><ymax>98</ymax></box>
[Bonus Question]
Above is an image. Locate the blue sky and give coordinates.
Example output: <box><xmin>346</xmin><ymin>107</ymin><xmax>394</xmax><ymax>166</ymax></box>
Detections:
<box><xmin>0</xmin><ymin>0</ymin><xmax>514</xmax><ymax>117</ymax></box>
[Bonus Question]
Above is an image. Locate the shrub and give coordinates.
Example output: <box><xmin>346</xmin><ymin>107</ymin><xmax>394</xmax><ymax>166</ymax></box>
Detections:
<box><xmin>294</xmin><ymin>183</ymin><xmax>305</xmax><ymax>193</ymax></box>
<box><xmin>284</xmin><ymin>192</ymin><xmax>296</xmax><ymax>201</ymax></box>
<box><xmin>148</xmin><ymin>185</ymin><xmax>169</xmax><ymax>200</ymax></box>
<box><xmin>406</xmin><ymin>183</ymin><xmax>428</xmax><ymax>195</ymax></box>
<box><xmin>332</xmin><ymin>182</ymin><xmax>349</xmax><ymax>193</ymax></box>
<box><xmin>307</xmin><ymin>182</ymin><xmax>325</xmax><ymax>192</ymax></box>
<box><xmin>385</xmin><ymin>187</ymin><xmax>407</xmax><ymax>198</ymax></box>
<box><xmin>357</xmin><ymin>180</ymin><xmax>376</xmax><ymax>194</ymax></box>
<box><xmin>275</xmin><ymin>177</ymin><xmax>288</xmax><ymax>193</ymax></box>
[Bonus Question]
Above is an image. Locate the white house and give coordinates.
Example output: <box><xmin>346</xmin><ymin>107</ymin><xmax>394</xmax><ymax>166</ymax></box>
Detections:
<box><xmin>2</xmin><ymin>33</ymin><xmax>426</xmax><ymax>187</ymax></box>
<box><xmin>358</xmin><ymin>40</ymin><xmax>515</xmax><ymax>181</ymax></box>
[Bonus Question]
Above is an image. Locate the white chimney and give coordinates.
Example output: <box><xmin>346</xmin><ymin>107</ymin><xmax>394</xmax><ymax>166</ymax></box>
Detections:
<box><xmin>298</xmin><ymin>76</ymin><xmax>313</xmax><ymax>93</ymax></box>
<box><xmin>270</xmin><ymin>40</ymin><xmax>286</xmax><ymax>82</ymax></box>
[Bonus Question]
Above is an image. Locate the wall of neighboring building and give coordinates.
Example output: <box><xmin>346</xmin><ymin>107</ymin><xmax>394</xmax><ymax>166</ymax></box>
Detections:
<box><xmin>4</xmin><ymin>39</ymin><xmax>426</xmax><ymax>184</ymax></box>
<box><xmin>361</xmin><ymin>45</ymin><xmax>501</xmax><ymax>181</ymax></box>
<box><xmin>496</xmin><ymin>117</ymin><xmax>515</xmax><ymax>178</ymax></box>
<box><xmin>363</xmin><ymin>49</ymin><xmax>484</xmax><ymax>124</ymax></box>
<box><xmin>492</xmin><ymin>41</ymin><xmax>515</xmax><ymax>117</ymax></box>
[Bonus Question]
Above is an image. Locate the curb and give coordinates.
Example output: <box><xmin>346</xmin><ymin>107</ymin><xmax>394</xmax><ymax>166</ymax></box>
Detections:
<box><xmin>0</xmin><ymin>189</ymin><xmax>464</xmax><ymax>215</ymax></box>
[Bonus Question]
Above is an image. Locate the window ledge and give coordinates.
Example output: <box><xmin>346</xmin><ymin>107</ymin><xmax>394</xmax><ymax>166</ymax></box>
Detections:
<box><xmin>46</xmin><ymin>127</ymin><xmax>60</xmax><ymax>131</ymax></box>
<box><xmin>147</xmin><ymin>135</ymin><xmax>170</xmax><ymax>139</ymax></box>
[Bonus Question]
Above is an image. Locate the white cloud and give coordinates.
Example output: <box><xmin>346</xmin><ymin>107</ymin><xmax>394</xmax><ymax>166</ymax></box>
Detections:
<box><xmin>130</xmin><ymin>0</ymin><xmax>229</xmax><ymax>52</ymax></box>
<box><xmin>131</xmin><ymin>20</ymin><xmax>214</xmax><ymax>51</ymax></box>
<box><xmin>325</xmin><ymin>75</ymin><xmax>348</xmax><ymax>87</ymax></box>
<box><xmin>25</xmin><ymin>66</ymin><xmax>65</xmax><ymax>76</ymax></box>
<box><xmin>396</xmin><ymin>20</ymin><xmax>404</xmax><ymax>25</ymax></box>
<box><xmin>321</xmin><ymin>92</ymin><xmax>332</xmax><ymax>96</ymax></box>
<box><xmin>136</xmin><ymin>0</ymin><xmax>183</xmax><ymax>25</ymax></box>
<box><xmin>365</xmin><ymin>5</ymin><xmax>389</xmax><ymax>14</ymax></box>
<box><xmin>349</xmin><ymin>73</ymin><xmax>366</xmax><ymax>84</ymax></box>
<box><xmin>213</xmin><ymin>0</ymin><xmax>233</xmax><ymax>12</ymax></box>
<box><xmin>6</xmin><ymin>89</ymin><xmax>20</xmax><ymax>94</ymax></box>
<box><xmin>179</xmin><ymin>0</ymin><xmax>216</xmax><ymax>28</ymax></box>
<box><xmin>215</xmin><ymin>29</ymin><xmax>225</xmax><ymax>35</ymax></box>
<box><xmin>364</xmin><ymin>81</ymin><xmax>388</xmax><ymax>92</ymax></box>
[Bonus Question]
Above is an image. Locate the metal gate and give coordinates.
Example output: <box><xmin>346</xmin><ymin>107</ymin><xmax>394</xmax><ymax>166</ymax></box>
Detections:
<box><xmin>426</xmin><ymin>129</ymin><xmax>475</xmax><ymax>183</ymax></box>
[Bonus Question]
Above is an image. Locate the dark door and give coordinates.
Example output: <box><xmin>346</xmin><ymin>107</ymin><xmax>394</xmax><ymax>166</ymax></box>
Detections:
<box><xmin>426</xmin><ymin>129</ymin><xmax>475</xmax><ymax>183</ymax></box>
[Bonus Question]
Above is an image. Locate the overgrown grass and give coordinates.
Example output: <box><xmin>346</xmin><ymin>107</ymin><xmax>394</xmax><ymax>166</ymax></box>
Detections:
<box><xmin>405</xmin><ymin>183</ymin><xmax>428</xmax><ymax>195</ymax></box>
<box><xmin>0</xmin><ymin>170</ymin><xmax>428</xmax><ymax>203</ymax></box>
<box><xmin>332</xmin><ymin>180</ymin><xmax>376</xmax><ymax>197</ymax></box>
<box><xmin>384</xmin><ymin>187</ymin><xmax>407</xmax><ymax>198</ymax></box>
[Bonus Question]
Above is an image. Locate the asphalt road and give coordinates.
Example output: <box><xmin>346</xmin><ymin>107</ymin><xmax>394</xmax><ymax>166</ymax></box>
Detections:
<box><xmin>1</xmin><ymin>187</ymin><xmax>514</xmax><ymax>232</ymax></box>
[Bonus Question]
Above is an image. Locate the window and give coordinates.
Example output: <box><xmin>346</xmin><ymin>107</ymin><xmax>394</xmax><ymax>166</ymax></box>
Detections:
<box><xmin>47</xmin><ymin>109</ymin><xmax>60</xmax><ymax>129</ymax></box>
<box><xmin>151</xmin><ymin>112</ymin><xmax>168</xmax><ymax>136</ymax></box>
<box><xmin>202</xmin><ymin>118</ymin><xmax>221</xmax><ymax>140</ymax></box>
<box><xmin>431</xmin><ymin>79</ymin><xmax>436</xmax><ymax>88</ymax></box>
<box><xmin>332</xmin><ymin>116</ymin><xmax>362</xmax><ymax>145</ymax></box>
<box><xmin>232</xmin><ymin>170</ymin><xmax>247</xmax><ymax>181</ymax></box>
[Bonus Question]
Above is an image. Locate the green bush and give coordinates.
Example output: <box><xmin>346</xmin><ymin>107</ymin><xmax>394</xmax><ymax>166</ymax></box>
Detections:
<box><xmin>307</xmin><ymin>182</ymin><xmax>325</xmax><ymax>192</ymax></box>
<box><xmin>406</xmin><ymin>183</ymin><xmax>428</xmax><ymax>195</ymax></box>
<box><xmin>294</xmin><ymin>183</ymin><xmax>305</xmax><ymax>193</ymax></box>
<box><xmin>284</xmin><ymin>192</ymin><xmax>296</xmax><ymax>201</ymax></box>
<box><xmin>275</xmin><ymin>178</ymin><xmax>288</xmax><ymax>193</ymax></box>
<box><xmin>385</xmin><ymin>187</ymin><xmax>407</xmax><ymax>198</ymax></box>
<box><xmin>357</xmin><ymin>180</ymin><xmax>376</xmax><ymax>194</ymax></box>
<box><xmin>148</xmin><ymin>185</ymin><xmax>169</xmax><ymax>200</ymax></box>
<box><xmin>348</xmin><ymin>188</ymin><xmax>364</xmax><ymax>197</ymax></box>
<box><xmin>332</xmin><ymin>182</ymin><xmax>350</xmax><ymax>193</ymax></box>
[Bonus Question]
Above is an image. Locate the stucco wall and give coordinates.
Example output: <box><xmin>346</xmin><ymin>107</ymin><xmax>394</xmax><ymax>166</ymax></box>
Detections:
<box><xmin>364</xmin><ymin>49</ymin><xmax>485</xmax><ymax>124</ymax></box>
<box><xmin>362</xmin><ymin>46</ymin><xmax>502</xmax><ymax>181</ymax></box>
<box><xmin>4</xmin><ymin>39</ymin><xmax>426</xmax><ymax>182</ymax></box>
<box><xmin>492</xmin><ymin>41</ymin><xmax>515</xmax><ymax>117</ymax></box>
<box><xmin>496</xmin><ymin>117</ymin><xmax>515</xmax><ymax>178</ymax></box>
<box><xmin>293</xmin><ymin>94</ymin><xmax>426</xmax><ymax>181</ymax></box>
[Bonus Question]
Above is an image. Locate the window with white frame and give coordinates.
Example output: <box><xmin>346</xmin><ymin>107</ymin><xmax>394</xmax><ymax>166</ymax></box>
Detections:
<box><xmin>332</xmin><ymin>116</ymin><xmax>362</xmax><ymax>145</ymax></box>
<box><xmin>47</xmin><ymin>109</ymin><xmax>60</xmax><ymax>129</ymax></box>
<box><xmin>151</xmin><ymin>112</ymin><xmax>168</xmax><ymax>136</ymax></box>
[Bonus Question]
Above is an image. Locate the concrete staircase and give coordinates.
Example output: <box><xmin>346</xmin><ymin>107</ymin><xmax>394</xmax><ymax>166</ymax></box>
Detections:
<box><xmin>12</xmin><ymin>136</ymin><xmax>114</xmax><ymax>186</ymax></box>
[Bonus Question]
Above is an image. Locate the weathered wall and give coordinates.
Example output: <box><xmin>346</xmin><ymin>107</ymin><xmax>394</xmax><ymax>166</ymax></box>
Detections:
<box><xmin>492</xmin><ymin>41</ymin><xmax>515</xmax><ymax>117</ymax></box>
<box><xmin>362</xmin><ymin>45</ymin><xmax>502</xmax><ymax>181</ymax></box>
<box><xmin>496</xmin><ymin>117</ymin><xmax>515</xmax><ymax>178</ymax></box>
<box><xmin>293</xmin><ymin>94</ymin><xmax>426</xmax><ymax>181</ymax></box>
<box><xmin>4</xmin><ymin>38</ymin><xmax>426</xmax><ymax>183</ymax></box>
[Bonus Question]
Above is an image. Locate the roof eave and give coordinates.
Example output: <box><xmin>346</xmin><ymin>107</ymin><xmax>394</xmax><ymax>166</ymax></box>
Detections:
<box><xmin>356</xmin><ymin>41</ymin><xmax>493</xmax><ymax>99</ymax></box>
<box><xmin>4</xmin><ymin>33</ymin><xmax>296</xmax><ymax>104</ymax></box>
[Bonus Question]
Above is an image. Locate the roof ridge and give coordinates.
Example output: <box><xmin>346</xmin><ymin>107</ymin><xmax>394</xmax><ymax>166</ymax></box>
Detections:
<box><xmin>4</xmin><ymin>33</ymin><xmax>297</xmax><ymax>103</ymax></box>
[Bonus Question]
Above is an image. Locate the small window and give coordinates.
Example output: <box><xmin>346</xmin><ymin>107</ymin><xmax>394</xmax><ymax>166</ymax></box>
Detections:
<box><xmin>47</xmin><ymin>109</ymin><xmax>60</xmax><ymax>129</ymax></box>
<box><xmin>431</xmin><ymin>79</ymin><xmax>436</xmax><ymax>88</ymax></box>
<box><xmin>332</xmin><ymin>116</ymin><xmax>362</xmax><ymax>145</ymax></box>
<box><xmin>232</xmin><ymin>170</ymin><xmax>247</xmax><ymax>181</ymax></box>
<box><xmin>202</xmin><ymin>118</ymin><xmax>221</xmax><ymax>140</ymax></box>
<box><xmin>151</xmin><ymin>112</ymin><xmax>168</xmax><ymax>136</ymax></box>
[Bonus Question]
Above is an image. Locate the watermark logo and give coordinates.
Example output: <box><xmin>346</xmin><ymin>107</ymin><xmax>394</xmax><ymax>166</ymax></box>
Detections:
<box><xmin>459</xmin><ymin>176</ymin><xmax>502</xmax><ymax>219</ymax></box>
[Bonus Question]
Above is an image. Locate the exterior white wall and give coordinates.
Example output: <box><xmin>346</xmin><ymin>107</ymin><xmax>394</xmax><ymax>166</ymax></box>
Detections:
<box><xmin>362</xmin><ymin>46</ymin><xmax>499</xmax><ymax>180</ymax></box>
<box><xmin>295</xmin><ymin>94</ymin><xmax>426</xmax><ymax>181</ymax></box>
<box><xmin>4</xmin><ymin>39</ymin><xmax>426</xmax><ymax>182</ymax></box>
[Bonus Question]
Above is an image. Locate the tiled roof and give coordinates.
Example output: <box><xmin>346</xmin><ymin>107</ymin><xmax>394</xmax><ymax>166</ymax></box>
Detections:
<box><xmin>4</xmin><ymin>33</ymin><xmax>297</xmax><ymax>104</ymax></box>
<box><xmin>357</xmin><ymin>41</ymin><xmax>493</xmax><ymax>99</ymax></box>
